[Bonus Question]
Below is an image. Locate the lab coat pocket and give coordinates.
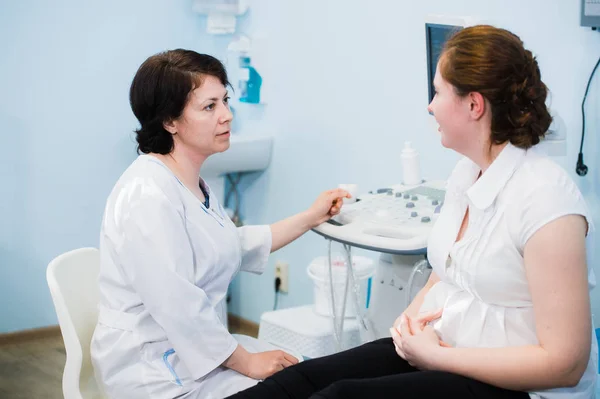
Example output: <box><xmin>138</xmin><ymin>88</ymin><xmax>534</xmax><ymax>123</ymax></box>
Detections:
<box><xmin>142</xmin><ymin>341</ymin><xmax>193</xmax><ymax>388</ymax></box>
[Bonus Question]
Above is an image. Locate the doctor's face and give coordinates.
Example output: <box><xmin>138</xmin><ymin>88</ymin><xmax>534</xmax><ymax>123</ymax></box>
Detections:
<box><xmin>170</xmin><ymin>75</ymin><xmax>233</xmax><ymax>157</ymax></box>
<box><xmin>427</xmin><ymin>62</ymin><xmax>471</xmax><ymax>152</ymax></box>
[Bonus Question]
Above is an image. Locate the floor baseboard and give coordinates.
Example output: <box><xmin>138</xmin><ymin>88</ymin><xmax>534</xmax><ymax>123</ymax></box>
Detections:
<box><xmin>0</xmin><ymin>314</ymin><xmax>259</xmax><ymax>346</ymax></box>
<box><xmin>0</xmin><ymin>325</ymin><xmax>62</xmax><ymax>346</ymax></box>
<box><xmin>228</xmin><ymin>313</ymin><xmax>259</xmax><ymax>338</ymax></box>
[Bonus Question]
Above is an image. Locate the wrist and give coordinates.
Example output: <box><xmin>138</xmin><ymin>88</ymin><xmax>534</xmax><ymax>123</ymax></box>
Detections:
<box><xmin>224</xmin><ymin>345</ymin><xmax>253</xmax><ymax>376</ymax></box>
<box><xmin>301</xmin><ymin>209</ymin><xmax>319</xmax><ymax>230</ymax></box>
<box><xmin>429</xmin><ymin>345</ymin><xmax>450</xmax><ymax>371</ymax></box>
<box><xmin>241</xmin><ymin>352</ymin><xmax>256</xmax><ymax>378</ymax></box>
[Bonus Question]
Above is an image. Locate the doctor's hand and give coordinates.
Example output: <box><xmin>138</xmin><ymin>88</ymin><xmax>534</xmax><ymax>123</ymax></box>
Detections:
<box><xmin>246</xmin><ymin>350</ymin><xmax>299</xmax><ymax>380</ymax></box>
<box><xmin>306</xmin><ymin>188</ymin><xmax>351</xmax><ymax>228</ymax></box>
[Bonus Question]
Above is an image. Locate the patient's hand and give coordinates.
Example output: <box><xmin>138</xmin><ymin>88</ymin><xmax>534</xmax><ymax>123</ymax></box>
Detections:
<box><xmin>390</xmin><ymin>309</ymin><xmax>448</xmax><ymax>361</ymax></box>
<box><xmin>246</xmin><ymin>350</ymin><xmax>299</xmax><ymax>380</ymax></box>
<box><xmin>393</xmin><ymin>308</ymin><xmax>442</xmax><ymax>332</ymax></box>
<box><xmin>394</xmin><ymin>314</ymin><xmax>447</xmax><ymax>370</ymax></box>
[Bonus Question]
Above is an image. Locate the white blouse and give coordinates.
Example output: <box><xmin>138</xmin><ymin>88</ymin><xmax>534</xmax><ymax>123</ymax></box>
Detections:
<box><xmin>421</xmin><ymin>143</ymin><xmax>597</xmax><ymax>399</ymax></box>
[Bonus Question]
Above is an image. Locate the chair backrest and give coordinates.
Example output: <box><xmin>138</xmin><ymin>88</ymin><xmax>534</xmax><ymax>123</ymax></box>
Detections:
<box><xmin>47</xmin><ymin>247</ymin><xmax>103</xmax><ymax>399</ymax></box>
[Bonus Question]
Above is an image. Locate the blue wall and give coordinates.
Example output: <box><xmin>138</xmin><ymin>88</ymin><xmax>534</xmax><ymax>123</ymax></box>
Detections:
<box><xmin>0</xmin><ymin>0</ymin><xmax>598</xmax><ymax>333</ymax></box>
<box><xmin>0</xmin><ymin>0</ymin><xmax>230</xmax><ymax>332</ymax></box>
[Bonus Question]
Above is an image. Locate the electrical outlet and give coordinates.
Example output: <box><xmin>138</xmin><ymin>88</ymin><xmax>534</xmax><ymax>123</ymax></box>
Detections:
<box><xmin>275</xmin><ymin>261</ymin><xmax>289</xmax><ymax>293</ymax></box>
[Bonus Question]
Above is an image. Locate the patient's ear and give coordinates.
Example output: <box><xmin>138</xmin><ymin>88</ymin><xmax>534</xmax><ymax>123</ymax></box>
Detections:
<box><xmin>467</xmin><ymin>91</ymin><xmax>486</xmax><ymax>121</ymax></box>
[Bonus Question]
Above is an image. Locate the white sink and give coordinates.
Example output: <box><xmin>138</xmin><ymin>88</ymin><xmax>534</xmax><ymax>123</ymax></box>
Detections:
<box><xmin>201</xmin><ymin>135</ymin><xmax>274</xmax><ymax>177</ymax></box>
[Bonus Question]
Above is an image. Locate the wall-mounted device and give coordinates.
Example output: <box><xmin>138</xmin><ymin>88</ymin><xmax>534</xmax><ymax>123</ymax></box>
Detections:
<box><xmin>581</xmin><ymin>0</ymin><xmax>600</xmax><ymax>29</ymax></box>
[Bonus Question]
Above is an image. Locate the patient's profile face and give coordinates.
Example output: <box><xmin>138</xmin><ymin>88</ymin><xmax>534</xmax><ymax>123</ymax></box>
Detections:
<box><xmin>427</xmin><ymin>62</ymin><xmax>471</xmax><ymax>151</ymax></box>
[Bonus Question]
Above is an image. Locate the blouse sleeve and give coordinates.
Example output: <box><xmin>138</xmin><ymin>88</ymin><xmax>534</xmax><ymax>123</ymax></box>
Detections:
<box><xmin>515</xmin><ymin>177</ymin><xmax>593</xmax><ymax>251</ymax></box>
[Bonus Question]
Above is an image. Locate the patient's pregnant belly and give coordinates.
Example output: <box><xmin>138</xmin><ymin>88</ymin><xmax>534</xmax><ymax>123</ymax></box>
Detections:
<box><xmin>419</xmin><ymin>281</ymin><xmax>539</xmax><ymax>348</ymax></box>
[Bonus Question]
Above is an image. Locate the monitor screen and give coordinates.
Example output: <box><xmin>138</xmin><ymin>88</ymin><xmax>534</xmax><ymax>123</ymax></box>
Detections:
<box><xmin>425</xmin><ymin>23</ymin><xmax>462</xmax><ymax>104</ymax></box>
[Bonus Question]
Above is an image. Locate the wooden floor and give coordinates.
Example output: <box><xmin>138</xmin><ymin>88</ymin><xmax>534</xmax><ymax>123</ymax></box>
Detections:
<box><xmin>0</xmin><ymin>335</ymin><xmax>66</xmax><ymax>399</ymax></box>
<box><xmin>0</xmin><ymin>318</ymin><xmax>258</xmax><ymax>399</ymax></box>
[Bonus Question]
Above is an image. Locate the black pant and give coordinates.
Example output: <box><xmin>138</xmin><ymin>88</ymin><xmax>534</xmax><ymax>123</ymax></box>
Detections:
<box><xmin>226</xmin><ymin>338</ymin><xmax>530</xmax><ymax>399</ymax></box>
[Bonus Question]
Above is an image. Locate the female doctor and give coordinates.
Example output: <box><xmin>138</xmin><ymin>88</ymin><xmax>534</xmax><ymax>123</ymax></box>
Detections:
<box><xmin>90</xmin><ymin>49</ymin><xmax>350</xmax><ymax>399</ymax></box>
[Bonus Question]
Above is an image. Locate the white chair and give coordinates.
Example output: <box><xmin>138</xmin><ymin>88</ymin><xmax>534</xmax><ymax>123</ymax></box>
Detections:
<box><xmin>46</xmin><ymin>247</ymin><xmax>105</xmax><ymax>399</ymax></box>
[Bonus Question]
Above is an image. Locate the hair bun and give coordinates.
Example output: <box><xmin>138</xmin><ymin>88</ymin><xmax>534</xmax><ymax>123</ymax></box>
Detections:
<box><xmin>135</xmin><ymin>119</ymin><xmax>173</xmax><ymax>155</ymax></box>
<box><xmin>501</xmin><ymin>52</ymin><xmax>552</xmax><ymax>148</ymax></box>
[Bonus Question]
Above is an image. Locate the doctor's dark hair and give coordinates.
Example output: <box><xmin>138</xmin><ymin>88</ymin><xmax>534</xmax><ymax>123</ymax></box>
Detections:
<box><xmin>129</xmin><ymin>49</ymin><xmax>230</xmax><ymax>154</ymax></box>
<box><xmin>440</xmin><ymin>25</ymin><xmax>552</xmax><ymax>149</ymax></box>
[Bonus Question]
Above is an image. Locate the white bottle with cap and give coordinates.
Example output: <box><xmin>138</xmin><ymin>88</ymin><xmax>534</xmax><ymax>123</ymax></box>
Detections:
<box><xmin>401</xmin><ymin>141</ymin><xmax>421</xmax><ymax>186</ymax></box>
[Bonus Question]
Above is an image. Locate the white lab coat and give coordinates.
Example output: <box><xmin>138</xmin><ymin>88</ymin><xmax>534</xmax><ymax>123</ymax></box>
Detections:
<box><xmin>91</xmin><ymin>154</ymin><xmax>272</xmax><ymax>399</ymax></box>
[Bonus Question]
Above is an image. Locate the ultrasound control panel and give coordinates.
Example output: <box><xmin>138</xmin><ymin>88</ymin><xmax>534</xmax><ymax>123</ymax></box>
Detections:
<box><xmin>312</xmin><ymin>181</ymin><xmax>446</xmax><ymax>254</ymax></box>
